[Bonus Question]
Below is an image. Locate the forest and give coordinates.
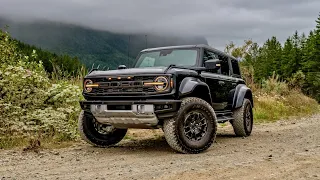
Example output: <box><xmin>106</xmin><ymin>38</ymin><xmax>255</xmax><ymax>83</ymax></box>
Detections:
<box><xmin>226</xmin><ymin>14</ymin><xmax>320</xmax><ymax>102</ymax></box>
<box><xmin>16</xmin><ymin>41</ymin><xmax>84</xmax><ymax>77</ymax></box>
<box><xmin>1</xmin><ymin>31</ymin><xmax>85</xmax><ymax>77</ymax></box>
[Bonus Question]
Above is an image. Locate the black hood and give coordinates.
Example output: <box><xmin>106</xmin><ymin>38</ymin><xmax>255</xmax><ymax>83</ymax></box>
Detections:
<box><xmin>86</xmin><ymin>67</ymin><xmax>167</xmax><ymax>77</ymax></box>
<box><xmin>86</xmin><ymin>66</ymin><xmax>199</xmax><ymax>78</ymax></box>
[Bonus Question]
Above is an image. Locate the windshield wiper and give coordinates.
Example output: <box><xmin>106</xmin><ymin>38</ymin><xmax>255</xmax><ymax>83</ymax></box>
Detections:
<box><xmin>164</xmin><ymin>64</ymin><xmax>205</xmax><ymax>73</ymax></box>
<box><xmin>164</xmin><ymin>64</ymin><xmax>177</xmax><ymax>73</ymax></box>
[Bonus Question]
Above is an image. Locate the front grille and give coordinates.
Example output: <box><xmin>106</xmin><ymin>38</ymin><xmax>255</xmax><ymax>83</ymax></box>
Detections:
<box><xmin>88</xmin><ymin>76</ymin><xmax>158</xmax><ymax>95</ymax></box>
<box><xmin>91</xmin><ymin>86</ymin><xmax>155</xmax><ymax>94</ymax></box>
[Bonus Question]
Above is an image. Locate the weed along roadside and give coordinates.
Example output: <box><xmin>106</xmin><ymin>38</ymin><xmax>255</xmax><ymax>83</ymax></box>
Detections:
<box><xmin>252</xmin><ymin>74</ymin><xmax>319</xmax><ymax>123</ymax></box>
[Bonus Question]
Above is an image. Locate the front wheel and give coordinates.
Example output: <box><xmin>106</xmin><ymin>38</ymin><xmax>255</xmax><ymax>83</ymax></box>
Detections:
<box><xmin>78</xmin><ymin>111</ymin><xmax>127</xmax><ymax>147</ymax></box>
<box><xmin>163</xmin><ymin>97</ymin><xmax>217</xmax><ymax>154</ymax></box>
<box><xmin>231</xmin><ymin>98</ymin><xmax>253</xmax><ymax>137</ymax></box>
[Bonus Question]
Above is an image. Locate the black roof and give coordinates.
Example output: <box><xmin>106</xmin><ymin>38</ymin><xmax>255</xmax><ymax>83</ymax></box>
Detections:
<box><xmin>140</xmin><ymin>44</ymin><xmax>237</xmax><ymax>60</ymax></box>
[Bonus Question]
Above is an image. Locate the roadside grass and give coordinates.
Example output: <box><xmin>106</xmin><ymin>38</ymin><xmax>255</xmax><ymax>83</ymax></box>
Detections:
<box><xmin>125</xmin><ymin>129</ymin><xmax>163</xmax><ymax>141</ymax></box>
<box><xmin>0</xmin><ymin>136</ymin><xmax>29</xmax><ymax>149</ymax></box>
<box><xmin>0</xmin><ymin>136</ymin><xmax>77</xmax><ymax>150</ymax></box>
<box><xmin>253</xmin><ymin>91</ymin><xmax>319</xmax><ymax>123</ymax></box>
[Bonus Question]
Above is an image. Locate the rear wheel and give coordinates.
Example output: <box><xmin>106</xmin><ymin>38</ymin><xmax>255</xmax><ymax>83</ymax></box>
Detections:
<box><xmin>163</xmin><ymin>97</ymin><xmax>217</xmax><ymax>154</ymax></box>
<box><xmin>231</xmin><ymin>98</ymin><xmax>253</xmax><ymax>137</ymax></box>
<box><xmin>78</xmin><ymin>111</ymin><xmax>127</xmax><ymax>147</ymax></box>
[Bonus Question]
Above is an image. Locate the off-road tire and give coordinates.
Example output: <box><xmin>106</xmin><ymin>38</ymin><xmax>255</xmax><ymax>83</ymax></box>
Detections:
<box><xmin>231</xmin><ymin>98</ymin><xmax>253</xmax><ymax>137</ymax></box>
<box><xmin>78</xmin><ymin>110</ymin><xmax>127</xmax><ymax>147</ymax></box>
<box><xmin>163</xmin><ymin>97</ymin><xmax>217</xmax><ymax>154</ymax></box>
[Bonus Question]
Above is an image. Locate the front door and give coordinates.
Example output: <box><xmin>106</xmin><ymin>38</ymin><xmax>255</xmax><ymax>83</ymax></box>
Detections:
<box><xmin>201</xmin><ymin>72</ymin><xmax>228</xmax><ymax>110</ymax></box>
<box><xmin>201</xmin><ymin>49</ymin><xmax>233</xmax><ymax>110</ymax></box>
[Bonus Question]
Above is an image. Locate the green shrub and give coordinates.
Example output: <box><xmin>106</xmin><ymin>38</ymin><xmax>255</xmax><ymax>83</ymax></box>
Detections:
<box><xmin>0</xmin><ymin>63</ymin><xmax>82</xmax><ymax>139</ymax></box>
<box><xmin>261</xmin><ymin>72</ymin><xmax>289</xmax><ymax>96</ymax></box>
<box><xmin>288</xmin><ymin>70</ymin><xmax>306</xmax><ymax>90</ymax></box>
<box><xmin>0</xmin><ymin>29</ymin><xmax>82</xmax><ymax>145</ymax></box>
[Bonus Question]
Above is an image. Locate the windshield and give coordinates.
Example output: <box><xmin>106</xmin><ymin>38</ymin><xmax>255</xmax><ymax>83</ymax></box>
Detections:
<box><xmin>134</xmin><ymin>49</ymin><xmax>198</xmax><ymax>68</ymax></box>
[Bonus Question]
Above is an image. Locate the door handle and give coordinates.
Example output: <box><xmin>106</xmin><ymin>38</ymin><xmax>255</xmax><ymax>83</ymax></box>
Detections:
<box><xmin>218</xmin><ymin>81</ymin><xmax>225</xmax><ymax>85</ymax></box>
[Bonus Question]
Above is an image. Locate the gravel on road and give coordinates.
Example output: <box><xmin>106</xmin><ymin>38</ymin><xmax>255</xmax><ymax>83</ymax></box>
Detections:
<box><xmin>1</xmin><ymin>114</ymin><xmax>320</xmax><ymax>180</ymax></box>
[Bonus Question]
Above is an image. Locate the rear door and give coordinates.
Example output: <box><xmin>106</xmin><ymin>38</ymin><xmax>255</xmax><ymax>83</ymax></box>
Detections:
<box><xmin>227</xmin><ymin>57</ymin><xmax>246</xmax><ymax>108</ymax></box>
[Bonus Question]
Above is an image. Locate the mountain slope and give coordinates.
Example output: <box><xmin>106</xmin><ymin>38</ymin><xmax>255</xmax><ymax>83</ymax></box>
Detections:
<box><xmin>0</xmin><ymin>18</ymin><xmax>208</xmax><ymax>69</ymax></box>
<box><xmin>0</xmin><ymin>28</ymin><xmax>83</xmax><ymax>76</ymax></box>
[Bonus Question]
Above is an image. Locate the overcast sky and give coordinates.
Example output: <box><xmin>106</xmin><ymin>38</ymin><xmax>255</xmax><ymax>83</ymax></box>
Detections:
<box><xmin>1</xmin><ymin>0</ymin><xmax>319</xmax><ymax>49</ymax></box>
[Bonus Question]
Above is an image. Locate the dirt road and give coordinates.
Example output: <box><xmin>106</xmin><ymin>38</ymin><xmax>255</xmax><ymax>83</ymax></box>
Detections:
<box><xmin>1</xmin><ymin>114</ymin><xmax>320</xmax><ymax>180</ymax></box>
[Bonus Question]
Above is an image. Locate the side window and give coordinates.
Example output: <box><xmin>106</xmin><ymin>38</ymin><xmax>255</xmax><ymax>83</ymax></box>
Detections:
<box><xmin>203</xmin><ymin>50</ymin><xmax>230</xmax><ymax>75</ymax></box>
<box><xmin>217</xmin><ymin>54</ymin><xmax>230</xmax><ymax>76</ymax></box>
<box><xmin>203</xmin><ymin>49</ymin><xmax>219</xmax><ymax>65</ymax></box>
<box><xmin>231</xmin><ymin>59</ymin><xmax>241</xmax><ymax>77</ymax></box>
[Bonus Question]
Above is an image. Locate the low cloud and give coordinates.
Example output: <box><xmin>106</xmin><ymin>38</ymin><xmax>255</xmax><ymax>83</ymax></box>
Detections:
<box><xmin>1</xmin><ymin>0</ymin><xmax>319</xmax><ymax>49</ymax></box>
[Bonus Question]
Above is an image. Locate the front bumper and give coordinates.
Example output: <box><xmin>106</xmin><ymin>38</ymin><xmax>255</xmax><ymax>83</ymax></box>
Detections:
<box><xmin>80</xmin><ymin>100</ymin><xmax>181</xmax><ymax>128</ymax></box>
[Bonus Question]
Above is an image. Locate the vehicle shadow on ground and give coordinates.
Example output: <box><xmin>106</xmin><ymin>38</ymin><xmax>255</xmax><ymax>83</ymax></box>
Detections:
<box><xmin>87</xmin><ymin>132</ymin><xmax>245</xmax><ymax>154</ymax></box>
<box><xmin>216</xmin><ymin>133</ymin><xmax>240</xmax><ymax>139</ymax></box>
<box><xmin>113</xmin><ymin>136</ymin><xmax>173</xmax><ymax>153</ymax></box>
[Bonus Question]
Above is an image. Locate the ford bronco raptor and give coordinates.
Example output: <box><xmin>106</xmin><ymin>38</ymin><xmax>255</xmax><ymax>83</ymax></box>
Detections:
<box><xmin>79</xmin><ymin>44</ymin><xmax>253</xmax><ymax>154</ymax></box>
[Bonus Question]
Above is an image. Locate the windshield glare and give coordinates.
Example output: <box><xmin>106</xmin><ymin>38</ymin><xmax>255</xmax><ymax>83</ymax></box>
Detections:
<box><xmin>134</xmin><ymin>49</ymin><xmax>198</xmax><ymax>68</ymax></box>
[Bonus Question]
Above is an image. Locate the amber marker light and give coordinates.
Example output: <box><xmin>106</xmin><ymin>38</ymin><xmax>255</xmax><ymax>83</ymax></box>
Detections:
<box><xmin>85</xmin><ymin>84</ymin><xmax>99</xmax><ymax>88</ymax></box>
<box><xmin>144</xmin><ymin>82</ymin><xmax>165</xmax><ymax>86</ymax></box>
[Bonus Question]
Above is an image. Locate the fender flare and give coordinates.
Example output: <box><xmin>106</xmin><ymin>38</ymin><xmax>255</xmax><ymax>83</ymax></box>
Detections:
<box><xmin>178</xmin><ymin>77</ymin><xmax>212</xmax><ymax>104</ymax></box>
<box><xmin>232</xmin><ymin>84</ymin><xmax>253</xmax><ymax>109</ymax></box>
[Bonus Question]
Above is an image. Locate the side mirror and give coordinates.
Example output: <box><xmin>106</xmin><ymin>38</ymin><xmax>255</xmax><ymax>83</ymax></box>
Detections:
<box><xmin>118</xmin><ymin>65</ymin><xmax>127</xmax><ymax>69</ymax></box>
<box><xmin>205</xmin><ymin>59</ymin><xmax>221</xmax><ymax>71</ymax></box>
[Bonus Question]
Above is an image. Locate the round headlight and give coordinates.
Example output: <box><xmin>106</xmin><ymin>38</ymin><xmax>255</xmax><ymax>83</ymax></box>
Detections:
<box><xmin>84</xmin><ymin>79</ymin><xmax>93</xmax><ymax>92</ymax></box>
<box><xmin>154</xmin><ymin>76</ymin><xmax>169</xmax><ymax>91</ymax></box>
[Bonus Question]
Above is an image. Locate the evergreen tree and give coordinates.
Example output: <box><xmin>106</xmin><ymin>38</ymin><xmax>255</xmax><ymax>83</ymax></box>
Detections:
<box><xmin>291</xmin><ymin>31</ymin><xmax>302</xmax><ymax>74</ymax></box>
<box><xmin>301</xmin><ymin>31</ymin><xmax>316</xmax><ymax>69</ymax></box>
<box><xmin>280</xmin><ymin>31</ymin><xmax>303</xmax><ymax>79</ymax></box>
<box><xmin>281</xmin><ymin>37</ymin><xmax>294</xmax><ymax>78</ymax></box>
<box><xmin>226</xmin><ymin>13</ymin><xmax>320</xmax><ymax>101</ymax></box>
<box><xmin>254</xmin><ymin>36</ymin><xmax>282</xmax><ymax>80</ymax></box>
<box><xmin>302</xmin><ymin>14</ymin><xmax>320</xmax><ymax>101</ymax></box>
<box><xmin>314</xmin><ymin>13</ymin><xmax>320</xmax><ymax>67</ymax></box>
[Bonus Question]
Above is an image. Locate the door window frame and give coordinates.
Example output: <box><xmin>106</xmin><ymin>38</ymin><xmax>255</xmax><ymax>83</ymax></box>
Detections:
<box><xmin>201</xmin><ymin>48</ymin><xmax>231</xmax><ymax>76</ymax></box>
<box><xmin>229</xmin><ymin>57</ymin><xmax>242</xmax><ymax>78</ymax></box>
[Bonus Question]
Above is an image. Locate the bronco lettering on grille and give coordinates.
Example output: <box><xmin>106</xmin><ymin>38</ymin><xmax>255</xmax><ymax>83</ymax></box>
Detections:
<box><xmin>99</xmin><ymin>81</ymin><xmax>144</xmax><ymax>88</ymax></box>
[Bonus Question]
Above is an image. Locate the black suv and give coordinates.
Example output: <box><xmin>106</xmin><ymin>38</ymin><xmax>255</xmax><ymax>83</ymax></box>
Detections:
<box><xmin>79</xmin><ymin>44</ymin><xmax>254</xmax><ymax>154</ymax></box>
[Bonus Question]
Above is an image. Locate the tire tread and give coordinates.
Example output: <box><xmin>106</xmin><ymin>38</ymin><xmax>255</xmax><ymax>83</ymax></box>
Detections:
<box><xmin>163</xmin><ymin>97</ymin><xmax>217</xmax><ymax>154</ymax></box>
<box><xmin>232</xmin><ymin>98</ymin><xmax>252</xmax><ymax>137</ymax></box>
<box><xmin>78</xmin><ymin>111</ymin><xmax>127</xmax><ymax>147</ymax></box>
